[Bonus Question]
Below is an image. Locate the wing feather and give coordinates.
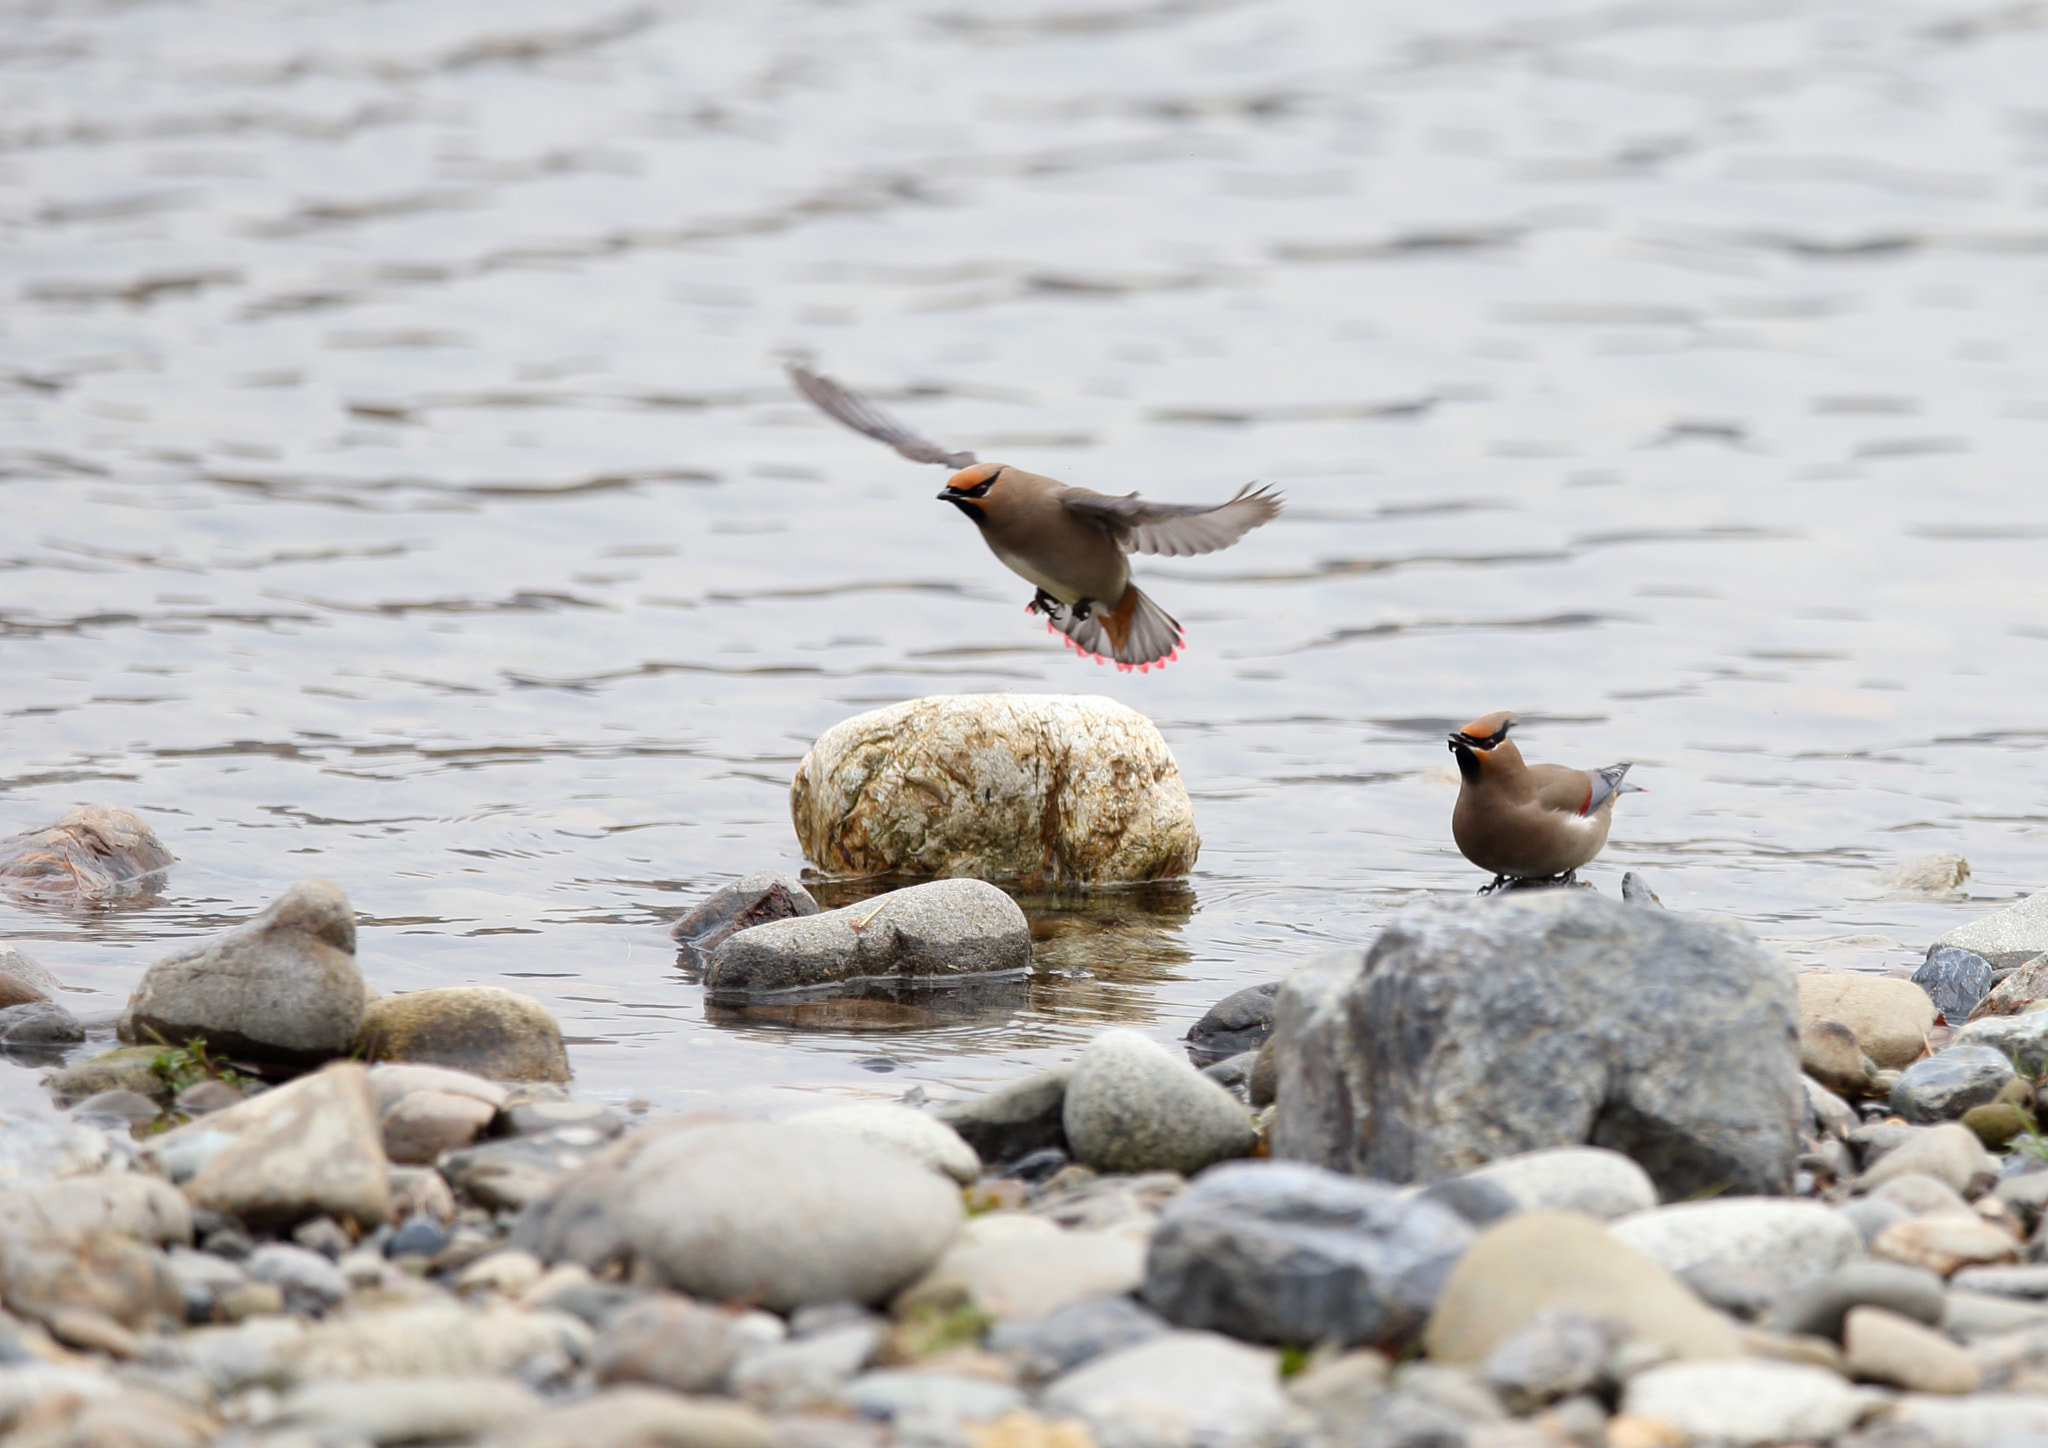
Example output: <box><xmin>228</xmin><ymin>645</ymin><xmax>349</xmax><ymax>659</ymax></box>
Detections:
<box><xmin>787</xmin><ymin>365</ymin><xmax>976</xmax><ymax>468</ymax></box>
<box><xmin>1060</xmin><ymin>482</ymin><xmax>1283</xmax><ymax>557</ymax></box>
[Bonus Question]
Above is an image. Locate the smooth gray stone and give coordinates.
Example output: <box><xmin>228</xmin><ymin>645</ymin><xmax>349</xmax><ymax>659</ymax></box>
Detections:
<box><xmin>1200</xmin><ymin>1050</ymin><xmax>1259</xmax><ymax>1102</ymax></box>
<box><xmin>1944</xmin><ymin>1291</ymin><xmax>2048</xmax><ymax>1340</ymax></box>
<box><xmin>1416</xmin><ymin>1177</ymin><xmax>1521</xmax><ymax>1227</ymax></box>
<box><xmin>1914</xmin><ymin>948</ymin><xmax>1995</xmax><ymax>1021</ymax></box>
<box><xmin>1931</xmin><ymin>885</ymin><xmax>2048</xmax><ymax>970</ymax></box>
<box><xmin>728</xmin><ymin>1320</ymin><xmax>879</xmax><ymax>1412</ymax></box>
<box><xmin>1957</xmin><ymin>1012</ymin><xmax>2048</xmax><ymax>1079</ymax></box>
<box><xmin>1442</xmin><ymin>1146</ymin><xmax>1658</xmax><ymax>1222</ymax></box>
<box><xmin>672</xmin><ymin>870</ymin><xmax>818</xmax><ymax>950</ymax></box>
<box><xmin>1680</xmin><ymin>1261</ymin><xmax>1783</xmax><ymax>1321</ymax></box>
<box><xmin>1269</xmin><ymin>892</ymin><xmax>1803</xmax><ymax>1199</ymax></box>
<box><xmin>1483</xmin><ymin>1309</ymin><xmax>1615</xmax><ymax>1413</ymax></box>
<box><xmin>705</xmin><ymin>878</ymin><xmax>1030</xmax><ymax>996</ymax></box>
<box><xmin>1890</xmin><ymin>1044</ymin><xmax>2015</xmax><ymax>1123</ymax></box>
<box><xmin>441</xmin><ymin>1133</ymin><xmax>605</xmax><ymax>1213</ymax></box>
<box><xmin>844</xmin><ymin>1369</ymin><xmax>1025</xmax><ymax>1427</ymax></box>
<box><xmin>1952</xmin><ymin>1266</ymin><xmax>2048</xmax><ymax>1301</ymax></box>
<box><xmin>1849</xmin><ymin>1121</ymin><xmax>1924</xmax><ymax>1168</ymax></box>
<box><xmin>499</xmin><ymin>1098</ymin><xmax>624</xmax><ymax>1140</ymax></box>
<box><xmin>1836</xmin><ymin>1196</ymin><xmax>1913</xmax><ymax>1247</ymax></box>
<box><xmin>1064</xmin><ymin>1029</ymin><xmax>1257</xmax><ymax>1176</ymax></box>
<box><xmin>988</xmin><ymin>1295</ymin><xmax>1171</xmax><ymax>1383</ymax></box>
<box><xmin>245</xmin><ymin>1243</ymin><xmax>349</xmax><ymax>1316</ymax></box>
<box><xmin>0</xmin><ymin>1000</ymin><xmax>82</xmax><ymax>1044</ymax></box>
<box><xmin>1141</xmin><ymin>1160</ymin><xmax>1473</xmax><ymax>1352</ymax></box>
<box><xmin>936</xmin><ymin>1067</ymin><xmax>1070</xmax><ymax>1166</ymax></box>
<box><xmin>1767</xmin><ymin>1261</ymin><xmax>1946</xmax><ymax>1341</ymax></box>
<box><xmin>1185</xmin><ymin>982</ymin><xmax>1280</xmax><ymax>1067</ymax></box>
<box><xmin>1042</xmin><ymin>1331</ymin><xmax>1287</xmax><ymax>1448</ymax></box>
<box><xmin>70</xmin><ymin>1088</ymin><xmax>162</xmax><ymax>1125</ymax></box>
<box><xmin>129</xmin><ymin>878</ymin><xmax>366</xmax><ymax>1065</ymax></box>
<box><xmin>619</xmin><ymin>1121</ymin><xmax>961</xmax><ymax>1312</ymax></box>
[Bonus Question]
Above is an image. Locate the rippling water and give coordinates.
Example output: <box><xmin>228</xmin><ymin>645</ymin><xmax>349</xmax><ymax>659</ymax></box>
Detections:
<box><xmin>4</xmin><ymin>0</ymin><xmax>2047</xmax><ymax>1119</ymax></box>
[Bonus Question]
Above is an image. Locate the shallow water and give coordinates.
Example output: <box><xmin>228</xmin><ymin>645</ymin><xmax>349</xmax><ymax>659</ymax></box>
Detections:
<box><xmin>3</xmin><ymin>0</ymin><xmax>2046</xmax><ymax>1120</ymax></box>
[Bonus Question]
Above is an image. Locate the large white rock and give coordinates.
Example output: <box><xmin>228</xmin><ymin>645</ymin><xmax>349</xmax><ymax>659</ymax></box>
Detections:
<box><xmin>790</xmin><ymin>694</ymin><xmax>1199</xmax><ymax>883</ymax></box>
<box><xmin>617</xmin><ymin>1122</ymin><xmax>961</xmax><ymax>1311</ymax></box>
<box><xmin>1043</xmin><ymin>1331</ymin><xmax>1287</xmax><ymax>1448</ymax></box>
<box><xmin>1607</xmin><ymin>1198</ymin><xmax>1863</xmax><ymax>1296</ymax></box>
<box><xmin>1622</xmin><ymin>1360</ymin><xmax>1880</xmax><ymax>1445</ymax></box>
<box><xmin>1063</xmin><ymin>1029</ymin><xmax>1257</xmax><ymax>1176</ymax></box>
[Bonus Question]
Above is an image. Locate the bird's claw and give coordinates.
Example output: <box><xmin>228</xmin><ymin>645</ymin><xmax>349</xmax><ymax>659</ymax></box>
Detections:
<box><xmin>1478</xmin><ymin>869</ymin><xmax>1579</xmax><ymax>896</ymax></box>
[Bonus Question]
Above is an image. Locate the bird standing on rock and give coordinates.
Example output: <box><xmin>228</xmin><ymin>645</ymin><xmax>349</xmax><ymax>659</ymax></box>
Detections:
<box><xmin>1447</xmin><ymin>711</ymin><xmax>1642</xmax><ymax>891</ymax></box>
<box><xmin>789</xmin><ymin>365</ymin><xmax>1282</xmax><ymax>672</ymax></box>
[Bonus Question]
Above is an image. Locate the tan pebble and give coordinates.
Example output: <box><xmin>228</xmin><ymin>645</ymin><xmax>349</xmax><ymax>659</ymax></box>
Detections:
<box><xmin>969</xmin><ymin>1413</ymin><xmax>1097</xmax><ymax>1448</ymax></box>
<box><xmin>1871</xmin><ymin>1212</ymin><xmax>2020</xmax><ymax>1275</ymax></box>
<box><xmin>215</xmin><ymin>1281</ymin><xmax>286</xmax><ymax>1321</ymax></box>
<box><xmin>1844</xmin><ymin>1304</ymin><xmax>1981</xmax><ymax>1393</ymax></box>
<box><xmin>454</xmin><ymin>1249</ymin><xmax>544</xmax><ymax>1296</ymax></box>
<box><xmin>1605</xmin><ymin>1414</ymin><xmax>1686</xmax><ymax>1448</ymax></box>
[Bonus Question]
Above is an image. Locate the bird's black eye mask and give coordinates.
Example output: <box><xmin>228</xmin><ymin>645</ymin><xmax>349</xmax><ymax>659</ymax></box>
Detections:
<box><xmin>1448</xmin><ymin>720</ymin><xmax>1512</xmax><ymax>752</ymax></box>
<box><xmin>941</xmin><ymin>467</ymin><xmax>1001</xmax><ymax>500</ymax></box>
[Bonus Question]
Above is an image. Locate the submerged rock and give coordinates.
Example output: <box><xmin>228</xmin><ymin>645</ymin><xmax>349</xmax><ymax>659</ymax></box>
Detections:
<box><xmin>705</xmin><ymin>878</ymin><xmax>1030</xmax><ymax>996</ymax></box>
<box><xmin>0</xmin><ymin>942</ymin><xmax>60</xmax><ymax>1006</ymax></box>
<box><xmin>1270</xmin><ymin>891</ymin><xmax>1802</xmax><ymax>1199</ymax></box>
<box><xmin>790</xmin><ymin>693</ymin><xmax>1199</xmax><ymax>883</ymax></box>
<box><xmin>358</xmin><ymin>986</ymin><xmax>570</xmax><ymax>1082</ymax></box>
<box><xmin>1141</xmin><ymin>1160</ymin><xmax>1473</xmax><ymax>1351</ymax></box>
<box><xmin>0</xmin><ymin>999</ymin><xmax>82</xmax><ymax>1045</ymax></box>
<box><xmin>1879</xmin><ymin>853</ymin><xmax>1972</xmax><ymax>895</ymax></box>
<box><xmin>128</xmin><ymin>878</ymin><xmax>365</xmax><ymax>1066</ymax></box>
<box><xmin>1931</xmin><ymin>884</ymin><xmax>2048</xmax><ymax>969</ymax></box>
<box><xmin>0</xmin><ymin>804</ymin><xmax>175</xmax><ymax>904</ymax></box>
<box><xmin>671</xmin><ymin>870</ymin><xmax>818</xmax><ymax>954</ymax></box>
<box><xmin>1063</xmin><ymin>1029</ymin><xmax>1257</xmax><ymax>1176</ymax></box>
<box><xmin>1184</xmin><ymin>981</ymin><xmax>1280</xmax><ymax>1067</ymax></box>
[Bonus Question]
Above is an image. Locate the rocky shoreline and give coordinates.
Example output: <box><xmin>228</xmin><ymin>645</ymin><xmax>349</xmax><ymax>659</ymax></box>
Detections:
<box><xmin>6</xmin><ymin>724</ymin><xmax>2048</xmax><ymax>1446</ymax></box>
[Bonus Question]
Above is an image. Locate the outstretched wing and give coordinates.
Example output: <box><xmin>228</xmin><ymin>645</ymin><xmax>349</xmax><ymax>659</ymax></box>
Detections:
<box><xmin>1059</xmin><ymin>482</ymin><xmax>1283</xmax><ymax>557</ymax></box>
<box><xmin>787</xmin><ymin>365</ymin><xmax>976</xmax><ymax>468</ymax></box>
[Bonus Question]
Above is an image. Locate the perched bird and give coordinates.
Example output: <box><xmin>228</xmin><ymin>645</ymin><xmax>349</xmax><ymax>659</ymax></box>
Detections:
<box><xmin>789</xmin><ymin>364</ymin><xmax>1282</xmax><ymax>671</ymax></box>
<box><xmin>1446</xmin><ymin>711</ymin><xmax>1643</xmax><ymax>891</ymax></box>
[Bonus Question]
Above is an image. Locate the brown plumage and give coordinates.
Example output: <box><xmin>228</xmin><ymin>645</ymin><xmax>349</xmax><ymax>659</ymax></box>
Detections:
<box><xmin>1447</xmin><ymin>711</ymin><xmax>1642</xmax><ymax>888</ymax></box>
<box><xmin>790</xmin><ymin>365</ymin><xmax>1281</xmax><ymax>671</ymax></box>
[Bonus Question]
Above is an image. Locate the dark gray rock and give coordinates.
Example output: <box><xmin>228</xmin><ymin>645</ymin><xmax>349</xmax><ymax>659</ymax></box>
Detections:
<box><xmin>0</xmin><ymin>1000</ymin><xmax>83</xmax><ymax>1045</ymax></box>
<box><xmin>1141</xmin><ymin>1159</ymin><xmax>1474</xmax><ymax>1352</ymax></box>
<box><xmin>1766</xmin><ymin>1260</ymin><xmax>1946</xmax><ymax>1342</ymax></box>
<box><xmin>705</xmin><ymin>878</ymin><xmax>1030</xmax><ymax>996</ymax></box>
<box><xmin>936</xmin><ymin>1068</ymin><xmax>1069</xmax><ymax>1167</ymax></box>
<box><xmin>1415</xmin><ymin>1177</ymin><xmax>1521</xmax><ymax>1227</ymax></box>
<box><xmin>987</xmin><ymin>1295</ymin><xmax>1170</xmax><ymax>1382</ymax></box>
<box><xmin>1890</xmin><ymin>1044</ymin><xmax>2015</xmax><ymax>1123</ymax></box>
<box><xmin>1914</xmin><ymin>948</ymin><xmax>1995</xmax><ymax>1021</ymax></box>
<box><xmin>1200</xmin><ymin>1050</ymin><xmax>1260</xmax><ymax>1102</ymax></box>
<box><xmin>1185</xmin><ymin>981</ymin><xmax>1280</xmax><ymax>1067</ymax></box>
<box><xmin>671</xmin><ymin>870</ymin><xmax>818</xmax><ymax>953</ymax></box>
<box><xmin>385</xmin><ymin>1216</ymin><xmax>451</xmax><ymax>1259</ymax></box>
<box><xmin>129</xmin><ymin>878</ymin><xmax>365</xmax><ymax>1065</ymax></box>
<box><xmin>1269</xmin><ymin>891</ymin><xmax>1803</xmax><ymax>1199</ymax></box>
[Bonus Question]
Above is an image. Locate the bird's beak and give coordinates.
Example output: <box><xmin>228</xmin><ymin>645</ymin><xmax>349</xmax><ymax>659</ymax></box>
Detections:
<box><xmin>935</xmin><ymin>489</ymin><xmax>953</xmax><ymax>501</ymax></box>
<box><xmin>1446</xmin><ymin>732</ymin><xmax>1468</xmax><ymax>749</ymax></box>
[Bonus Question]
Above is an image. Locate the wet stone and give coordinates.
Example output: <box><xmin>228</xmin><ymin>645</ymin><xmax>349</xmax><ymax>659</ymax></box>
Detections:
<box><xmin>129</xmin><ymin>878</ymin><xmax>365</xmax><ymax>1065</ymax></box>
<box><xmin>359</xmin><ymin>985</ymin><xmax>571</xmax><ymax>1083</ymax></box>
<box><xmin>0</xmin><ymin>804</ymin><xmax>175</xmax><ymax>905</ymax></box>
<box><xmin>1063</xmin><ymin>1028</ymin><xmax>1256</xmax><ymax>1176</ymax></box>
<box><xmin>1184</xmin><ymin>981</ymin><xmax>1280</xmax><ymax>1067</ymax></box>
<box><xmin>672</xmin><ymin>869</ymin><xmax>819</xmax><ymax>952</ymax></box>
<box><xmin>1914</xmin><ymin>947</ymin><xmax>1995</xmax><ymax>1021</ymax></box>
<box><xmin>790</xmin><ymin>693</ymin><xmax>1200</xmax><ymax>884</ymax></box>
<box><xmin>1141</xmin><ymin>1159</ymin><xmax>1474</xmax><ymax>1352</ymax></box>
<box><xmin>69</xmin><ymin>1088</ymin><xmax>162</xmax><ymax>1127</ymax></box>
<box><xmin>1890</xmin><ymin>1043</ymin><xmax>2015</xmax><ymax>1123</ymax></box>
<box><xmin>706</xmin><ymin>878</ymin><xmax>1032</xmax><ymax>997</ymax></box>
<box><xmin>1880</xmin><ymin>853</ymin><xmax>1973</xmax><ymax>895</ymax></box>
<box><xmin>41</xmin><ymin>1045</ymin><xmax>170</xmax><ymax>1105</ymax></box>
<box><xmin>0</xmin><ymin>999</ymin><xmax>82</xmax><ymax>1045</ymax></box>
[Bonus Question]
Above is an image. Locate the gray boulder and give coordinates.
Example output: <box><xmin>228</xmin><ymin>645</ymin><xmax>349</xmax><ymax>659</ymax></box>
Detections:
<box><xmin>1141</xmin><ymin>1160</ymin><xmax>1473</xmax><ymax>1351</ymax></box>
<box><xmin>1930</xmin><ymin>884</ymin><xmax>2048</xmax><ymax>969</ymax></box>
<box><xmin>1270</xmin><ymin>891</ymin><xmax>1802</xmax><ymax>1199</ymax></box>
<box><xmin>671</xmin><ymin>871</ymin><xmax>817</xmax><ymax>954</ymax></box>
<box><xmin>1185</xmin><ymin>982</ymin><xmax>1280</xmax><ymax>1067</ymax></box>
<box><xmin>129</xmin><ymin>878</ymin><xmax>365</xmax><ymax>1065</ymax></box>
<box><xmin>1890</xmin><ymin>1044</ymin><xmax>2015</xmax><ymax>1123</ymax></box>
<box><xmin>0</xmin><ymin>1000</ymin><xmax>83</xmax><ymax>1045</ymax></box>
<box><xmin>1063</xmin><ymin>1029</ymin><xmax>1257</xmax><ymax>1176</ymax></box>
<box><xmin>705</xmin><ymin>878</ymin><xmax>1029</xmax><ymax>996</ymax></box>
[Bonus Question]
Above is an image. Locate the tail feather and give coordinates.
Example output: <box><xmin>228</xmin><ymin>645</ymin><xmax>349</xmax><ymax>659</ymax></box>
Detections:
<box><xmin>1044</xmin><ymin>584</ymin><xmax>1184</xmax><ymax>672</ymax></box>
<box><xmin>1585</xmin><ymin>762</ymin><xmax>1644</xmax><ymax>816</ymax></box>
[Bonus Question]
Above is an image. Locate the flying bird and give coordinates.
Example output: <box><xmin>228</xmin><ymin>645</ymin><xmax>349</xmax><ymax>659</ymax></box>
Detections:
<box><xmin>789</xmin><ymin>364</ymin><xmax>1282</xmax><ymax>672</ymax></box>
<box><xmin>1446</xmin><ymin>711</ymin><xmax>1642</xmax><ymax>890</ymax></box>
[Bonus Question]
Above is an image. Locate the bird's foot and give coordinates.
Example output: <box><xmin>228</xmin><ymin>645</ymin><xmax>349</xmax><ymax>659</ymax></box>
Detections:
<box><xmin>1479</xmin><ymin>869</ymin><xmax>1579</xmax><ymax>896</ymax></box>
<box><xmin>1026</xmin><ymin>588</ymin><xmax>1066</xmax><ymax>621</ymax></box>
